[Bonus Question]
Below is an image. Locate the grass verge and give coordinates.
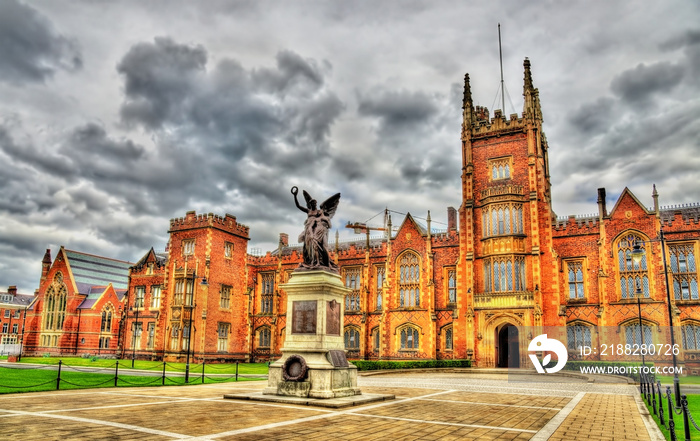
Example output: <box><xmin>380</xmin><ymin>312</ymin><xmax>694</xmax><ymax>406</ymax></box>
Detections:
<box><xmin>15</xmin><ymin>357</ymin><xmax>269</xmax><ymax>375</ymax></box>
<box><xmin>644</xmin><ymin>392</ymin><xmax>700</xmax><ymax>440</ymax></box>
<box><xmin>0</xmin><ymin>365</ymin><xmax>263</xmax><ymax>394</ymax></box>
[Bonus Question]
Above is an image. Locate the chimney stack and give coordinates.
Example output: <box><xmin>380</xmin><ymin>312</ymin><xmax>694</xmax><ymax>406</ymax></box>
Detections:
<box><xmin>279</xmin><ymin>233</ymin><xmax>289</xmax><ymax>247</ymax></box>
<box><xmin>597</xmin><ymin>188</ymin><xmax>607</xmax><ymax>219</ymax></box>
<box><xmin>447</xmin><ymin>207</ymin><xmax>458</xmax><ymax>231</ymax></box>
<box><xmin>41</xmin><ymin>248</ymin><xmax>52</xmax><ymax>282</ymax></box>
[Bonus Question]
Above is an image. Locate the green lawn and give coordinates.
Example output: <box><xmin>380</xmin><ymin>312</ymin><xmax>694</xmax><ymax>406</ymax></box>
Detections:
<box><xmin>0</xmin><ymin>357</ymin><xmax>268</xmax><ymax>394</ymax></box>
<box><xmin>0</xmin><ymin>366</ymin><xmax>263</xmax><ymax>394</ymax></box>
<box><xmin>657</xmin><ymin>374</ymin><xmax>700</xmax><ymax>385</ymax></box>
<box><xmin>15</xmin><ymin>357</ymin><xmax>269</xmax><ymax>375</ymax></box>
<box><xmin>644</xmin><ymin>393</ymin><xmax>700</xmax><ymax>440</ymax></box>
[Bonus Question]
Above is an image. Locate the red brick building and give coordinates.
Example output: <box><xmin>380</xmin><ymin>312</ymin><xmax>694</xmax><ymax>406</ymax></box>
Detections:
<box><xmin>24</xmin><ymin>248</ymin><xmax>132</xmax><ymax>356</ymax></box>
<box><xmin>24</xmin><ymin>60</ymin><xmax>700</xmax><ymax>370</ymax></box>
<box><xmin>0</xmin><ymin>286</ymin><xmax>35</xmax><ymax>356</ymax></box>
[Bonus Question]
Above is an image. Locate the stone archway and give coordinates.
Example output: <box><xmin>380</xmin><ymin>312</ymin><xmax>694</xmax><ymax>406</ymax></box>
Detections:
<box><xmin>496</xmin><ymin>323</ymin><xmax>520</xmax><ymax>368</ymax></box>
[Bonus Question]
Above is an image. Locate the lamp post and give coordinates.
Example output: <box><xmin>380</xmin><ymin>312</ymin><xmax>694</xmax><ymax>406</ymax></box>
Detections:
<box><xmin>18</xmin><ymin>301</ymin><xmax>31</xmax><ymax>362</ymax></box>
<box><xmin>631</xmin><ymin>226</ymin><xmax>681</xmax><ymax>406</ymax></box>
<box><xmin>184</xmin><ymin>271</ymin><xmax>207</xmax><ymax>383</ymax></box>
<box><xmin>635</xmin><ymin>283</ymin><xmax>646</xmax><ymax>368</ymax></box>
<box><xmin>130</xmin><ymin>305</ymin><xmax>140</xmax><ymax>368</ymax></box>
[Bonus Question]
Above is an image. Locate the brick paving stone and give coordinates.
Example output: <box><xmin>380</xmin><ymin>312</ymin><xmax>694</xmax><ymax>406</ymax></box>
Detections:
<box><xmin>0</xmin><ymin>373</ymin><xmax>660</xmax><ymax>440</ymax></box>
<box><xmin>547</xmin><ymin>393</ymin><xmax>651</xmax><ymax>441</ymax></box>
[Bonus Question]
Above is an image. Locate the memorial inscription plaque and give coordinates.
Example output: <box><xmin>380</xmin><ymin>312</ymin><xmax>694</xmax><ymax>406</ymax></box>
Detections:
<box><xmin>292</xmin><ymin>300</ymin><xmax>317</xmax><ymax>334</ymax></box>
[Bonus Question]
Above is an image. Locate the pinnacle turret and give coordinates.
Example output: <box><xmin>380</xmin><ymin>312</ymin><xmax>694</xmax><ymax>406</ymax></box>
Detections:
<box><xmin>462</xmin><ymin>73</ymin><xmax>475</xmax><ymax>130</ymax></box>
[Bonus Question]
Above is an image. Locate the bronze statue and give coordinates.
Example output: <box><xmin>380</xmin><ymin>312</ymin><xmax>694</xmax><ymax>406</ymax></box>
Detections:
<box><xmin>291</xmin><ymin>187</ymin><xmax>340</xmax><ymax>272</ymax></box>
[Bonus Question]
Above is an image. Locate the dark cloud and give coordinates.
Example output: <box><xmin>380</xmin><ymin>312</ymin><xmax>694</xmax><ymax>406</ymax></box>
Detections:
<box><xmin>118</xmin><ymin>37</ymin><xmax>207</xmax><ymax>129</ymax></box>
<box><xmin>567</xmin><ymin>97</ymin><xmax>616</xmax><ymax>135</ymax></box>
<box><xmin>0</xmin><ymin>0</ymin><xmax>81</xmax><ymax>84</ymax></box>
<box><xmin>659</xmin><ymin>29</ymin><xmax>700</xmax><ymax>51</ymax></box>
<box><xmin>358</xmin><ymin>89</ymin><xmax>439</xmax><ymax>136</ymax></box>
<box><xmin>252</xmin><ymin>50</ymin><xmax>327</xmax><ymax>96</ymax></box>
<box><xmin>610</xmin><ymin>61</ymin><xmax>684</xmax><ymax>103</ymax></box>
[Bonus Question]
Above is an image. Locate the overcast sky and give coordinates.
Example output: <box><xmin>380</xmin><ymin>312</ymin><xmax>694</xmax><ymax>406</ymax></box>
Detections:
<box><xmin>1</xmin><ymin>0</ymin><xmax>699</xmax><ymax>294</ymax></box>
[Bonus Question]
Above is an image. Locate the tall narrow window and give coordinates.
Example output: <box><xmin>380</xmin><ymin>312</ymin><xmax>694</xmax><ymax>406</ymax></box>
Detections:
<box><xmin>182</xmin><ymin>239</ymin><xmax>195</xmax><ymax>256</ymax></box>
<box><xmin>447</xmin><ymin>269</ymin><xmax>457</xmax><ymax>304</ymax></box>
<box><xmin>376</xmin><ymin>266</ymin><xmax>385</xmax><ymax>310</ymax></box>
<box><xmin>682</xmin><ymin>323</ymin><xmax>700</xmax><ymax>350</ymax></box>
<box><xmin>134</xmin><ymin>286</ymin><xmax>145</xmax><ymax>308</ymax></box>
<box><xmin>132</xmin><ymin>322</ymin><xmax>143</xmax><ymax>350</ymax></box>
<box><xmin>220</xmin><ymin>285</ymin><xmax>231</xmax><ymax>309</ymax></box>
<box><xmin>43</xmin><ymin>273</ymin><xmax>67</xmax><ymax>331</ymax></box>
<box><xmin>218</xmin><ymin>323</ymin><xmax>230</xmax><ymax>352</ymax></box>
<box><xmin>372</xmin><ymin>327</ymin><xmax>380</xmax><ymax>353</ymax></box>
<box><xmin>181</xmin><ymin>325</ymin><xmax>190</xmax><ymax>351</ymax></box>
<box><xmin>445</xmin><ymin>327</ymin><xmax>453</xmax><ymax>350</ymax></box>
<box><xmin>261</xmin><ymin>273</ymin><xmax>274</xmax><ymax>313</ymax></box>
<box><xmin>173</xmin><ymin>280</ymin><xmax>184</xmax><ymax>306</ymax></box>
<box><xmin>344</xmin><ymin>327</ymin><xmax>360</xmax><ymax>350</ymax></box>
<box><xmin>100</xmin><ymin>308</ymin><xmax>112</xmax><ymax>332</ymax></box>
<box><xmin>670</xmin><ymin>244</ymin><xmax>699</xmax><ymax>300</ymax></box>
<box><xmin>344</xmin><ymin>267</ymin><xmax>361</xmax><ymax>312</ymax></box>
<box><xmin>147</xmin><ymin>323</ymin><xmax>155</xmax><ymax>349</ymax></box>
<box><xmin>258</xmin><ymin>327</ymin><xmax>271</xmax><ymax>348</ymax></box>
<box><xmin>617</xmin><ymin>234</ymin><xmax>649</xmax><ymax>299</ymax></box>
<box><xmin>400</xmin><ymin>327</ymin><xmax>420</xmax><ymax>350</ymax></box>
<box><xmin>568</xmin><ymin>261</ymin><xmax>585</xmax><ymax>299</ymax></box>
<box><xmin>399</xmin><ymin>253</ymin><xmax>420</xmax><ymax>307</ymax></box>
<box><xmin>170</xmin><ymin>325</ymin><xmax>180</xmax><ymax>351</ymax></box>
<box><xmin>150</xmin><ymin>285</ymin><xmax>162</xmax><ymax>308</ymax></box>
<box><xmin>184</xmin><ymin>278</ymin><xmax>194</xmax><ymax>306</ymax></box>
<box><xmin>224</xmin><ymin>242</ymin><xmax>234</xmax><ymax>258</ymax></box>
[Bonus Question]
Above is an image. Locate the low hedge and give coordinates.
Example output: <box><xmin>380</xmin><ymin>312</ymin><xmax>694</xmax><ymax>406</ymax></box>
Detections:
<box><xmin>351</xmin><ymin>359</ymin><xmax>471</xmax><ymax>371</ymax></box>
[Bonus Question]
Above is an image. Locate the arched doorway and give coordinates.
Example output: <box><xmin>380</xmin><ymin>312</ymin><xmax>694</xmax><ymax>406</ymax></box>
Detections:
<box><xmin>496</xmin><ymin>324</ymin><xmax>520</xmax><ymax>368</ymax></box>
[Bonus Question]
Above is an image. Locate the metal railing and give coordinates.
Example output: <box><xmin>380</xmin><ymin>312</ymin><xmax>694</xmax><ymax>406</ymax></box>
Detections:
<box><xmin>0</xmin><ymin>360</ymin><xmax>261</xmax><ymax>393</ymax></box>
<box><xmin>640</xmin><ymin>372</ymin><xmax>698</xmax><ymax>441</ymax></box>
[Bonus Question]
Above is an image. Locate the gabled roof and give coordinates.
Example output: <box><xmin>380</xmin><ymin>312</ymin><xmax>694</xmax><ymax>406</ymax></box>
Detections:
<box><xmin>608</xmin><ymin>187</ymin><xmax>652</xmax><ymax>218</ymax></box>
<box><xmin>0</xmin><ymin>289</ymin><xmax>36</xmax><ymax>310</ymax></box>
<box><xmin>131</xmin><ymin>247</ymin><xmax>167</xmax><ymax>271</ymax></box>
<box><xmin>395</xmin><ymin>212</ymin><xmax>428</xmax><ymax>237</ymax></box>
<box><xmin>63</xmin><ymin>249</ymin><xmax>133</xmax><ymax>294</ymax></box>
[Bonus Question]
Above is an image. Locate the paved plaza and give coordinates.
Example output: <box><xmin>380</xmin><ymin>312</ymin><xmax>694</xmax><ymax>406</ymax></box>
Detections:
<box><xmin>0</xmin><ymin>372</ymin><xmax>663</xmax><ymax>440</ymax></box>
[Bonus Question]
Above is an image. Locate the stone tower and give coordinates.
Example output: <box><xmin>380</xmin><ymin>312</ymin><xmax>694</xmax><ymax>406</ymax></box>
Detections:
<box><xmin>457</xmin><ymin>59</ymin><xmax>561</xmax><ymax>367</ymax></box>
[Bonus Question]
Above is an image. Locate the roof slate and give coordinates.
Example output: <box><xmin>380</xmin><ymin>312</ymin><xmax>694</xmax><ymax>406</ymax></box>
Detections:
<box><xmin>65</xmin><ymin>249</ymin><xmax>133</xmax><ymax>294</ymax></box>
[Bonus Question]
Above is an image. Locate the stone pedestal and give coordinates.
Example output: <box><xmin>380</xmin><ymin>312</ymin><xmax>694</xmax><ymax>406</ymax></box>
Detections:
<box><xmin>263</xmin><ymin>270</ymin><xmax>361</xmax><ymax>399</ymax></box>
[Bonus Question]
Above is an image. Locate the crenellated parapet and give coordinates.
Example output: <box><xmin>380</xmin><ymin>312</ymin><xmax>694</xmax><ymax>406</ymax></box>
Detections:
<box><xmin>660</xmin><ymin>205</ymin><xmax>700</xmax><ymax>227</ymax></box>
<box><xmin>552</xmin><ymin>214</ymin><xmax>599</xmax><ymax>235</ymax></box>
<box><xmin>471</xmin><ymin>109</ymin><xmax>526</xmax><ymax>139</ymax></box>
<box><xmin>169</xmin><ymin>210</ymin><xmax>249</xmax><ymax>238</ymax></box>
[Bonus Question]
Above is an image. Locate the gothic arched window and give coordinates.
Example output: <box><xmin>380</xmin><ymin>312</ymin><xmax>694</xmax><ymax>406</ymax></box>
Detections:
<box><xmin>399</xmin><ymin>252</ymin><xmax>420</xmax><ymax>307</ymax></box>
<box><xmin>617</xmin><ymin>233</ymin><xmax>649</xmax><ymax>299</ymax></box>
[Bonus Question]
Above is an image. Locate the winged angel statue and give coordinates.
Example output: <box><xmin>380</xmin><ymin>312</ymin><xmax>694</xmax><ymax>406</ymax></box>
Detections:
<box><xmin>291</xmin><ymin>187</ymin><xmax>341</xmax><ymax>272</ymax></box>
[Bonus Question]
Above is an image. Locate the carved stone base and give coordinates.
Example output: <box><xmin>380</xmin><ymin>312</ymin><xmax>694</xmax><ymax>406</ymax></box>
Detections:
<box><xmin>263</xmin><ymin>350</ymin><xmax>360</xmax><ymax>398</ymax></box>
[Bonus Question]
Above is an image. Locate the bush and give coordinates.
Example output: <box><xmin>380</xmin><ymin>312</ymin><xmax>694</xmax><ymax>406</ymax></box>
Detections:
<box><xmin>352</xmin><ymin>359</ymin><xmax>471</xmax><ymax>371</ymax></box>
